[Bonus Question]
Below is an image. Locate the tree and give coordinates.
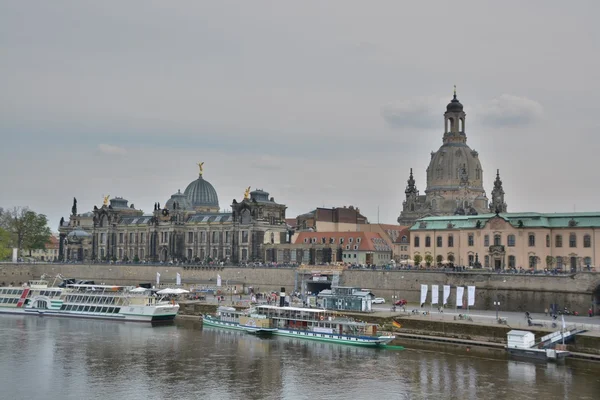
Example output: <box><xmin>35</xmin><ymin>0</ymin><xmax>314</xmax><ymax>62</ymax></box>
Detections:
<box><xmin>546</xmin><ymin>256</ymin><xmax>555</xmax><ymax>269</ymax></box>
<box><xmin>424</xmin><ymin>254</ymin><xmax>433</xmax><ymax>266</ymax></box>
<box><xmin>0</xmin><ymin>227</ymin><xmax>11</xmax><ymax>260</ymax></box>
<box><xmin>413</xmin><ymin>254</ymin><xmax>423</xmax><ymax>265</ymax></box>
<box><xmin>0</xmin><ymin>207</ymin><xmax>52</xmax><ymax>256</ymax></box>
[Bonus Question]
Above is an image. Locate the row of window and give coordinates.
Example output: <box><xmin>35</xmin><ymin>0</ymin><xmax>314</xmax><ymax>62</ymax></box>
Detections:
<box><xmin>1</xmin><ymin>298</ymin><xmax>19</xmax><ymax>304</ymax></box>
<box><xmin>59</xmin><ymin>305</ymin><xmax>121</xmax><ymax>313</ymax></box>
<box><xmin>414</xmin><ymin>233</ymin><xmax>592</xmax><ymax>248</ymax></box>
<box><xmin>304</xmin><ymin>237</ymin><xmax>363</xmax><ymax>245</ymax></box>
<box><xmin>102</xmin><ymin>230</ymin><xmax>250</xmax><ymax>245</ymax></box>
<box><xmin>64</xmin><ymin>295</ymin><xmax>121</xmax><ymax>305</ymax></box>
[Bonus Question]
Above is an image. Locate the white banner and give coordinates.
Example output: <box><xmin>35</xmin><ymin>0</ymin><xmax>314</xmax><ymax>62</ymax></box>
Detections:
<box><xmin>456</xmin><ymin>286</ymin><xmax>464</xmax><ymax>308</ymax></box>
<box><xmin>176</xmin><ymin>273</ymin><xmax>181</xmax><ymax>286</ymax></box>
<box><xmin>431</xmin><ymin>285</ymin><xmax>439</xmax><ymax>305</ymax></box>
<box><xmin>217</xmin><ymin>274</ymin><xmax>222</xmax><ymax>287</ymax></box>
<box><xmin>12</xmin><ymin>248</ymin><xmax>18</xmax><ymax>263</ymax></box>
<box><xmin>420</xmin><ymin>284</ymin><xmax>428</xmax><ymax>306</ymax></box>
<box><xmin>467</xmin><ymin>286</ymin><xmax>476</xmax><ymax>306</ymax></box>
<box><xmin>156</xmin><ymin>272</ymin><xmax>161</xmax><ymax>285</ymax></box>
<box><xmin>443</xmin><ymin>285</ymin><xmax>451</xmax><ymax>305</ymax></box>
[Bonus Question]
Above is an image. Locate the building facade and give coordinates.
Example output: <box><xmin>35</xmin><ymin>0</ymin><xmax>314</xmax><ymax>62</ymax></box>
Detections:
<box><xmin>263</xmin><ymin>231</ymin><xmax>393</xmax><ymax>266</ymax></box>
<box><xmin>295</xmin><ymin>206</ymin><xmax>368</xmax><ymax>233</ymax></box>
<box><xmin>20</xmin><ymin>235</ymin><xmax>60</xmax><ymax>261</ymax></box>
<box><xmin>398</xmin><ymin>90</ymin><xmax>508</xmax><ymax>225</ymax></box>
<box><xmin>409</xmin><ymin>213</ymin><xmax>600</xmax><ymax>271</ymax></box>
<box><xmin>58</xmin><ymin>166</ymin><xmax>288</xmax><ymax>264</ymax></box>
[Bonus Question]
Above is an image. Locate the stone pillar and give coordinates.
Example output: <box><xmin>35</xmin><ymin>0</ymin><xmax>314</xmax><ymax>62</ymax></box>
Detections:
<box><xmin>59</xmin><ymin>233</ymin><xmax>66</xmax><ymax>261</ymax></box>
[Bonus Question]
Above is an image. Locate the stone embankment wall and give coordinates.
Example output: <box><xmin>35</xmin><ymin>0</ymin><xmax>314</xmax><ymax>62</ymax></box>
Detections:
<box><xmin>1</xmin><ymin>263</ymin><xmax>598</xmax><ymax>313</ymax></box>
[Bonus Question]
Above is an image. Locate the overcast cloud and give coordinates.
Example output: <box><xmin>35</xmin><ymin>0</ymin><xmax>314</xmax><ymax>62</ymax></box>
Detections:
<box><xmin>0</xmin><ymin>1</ymin><xmax>599</xmax><ymax>230</ymax></box>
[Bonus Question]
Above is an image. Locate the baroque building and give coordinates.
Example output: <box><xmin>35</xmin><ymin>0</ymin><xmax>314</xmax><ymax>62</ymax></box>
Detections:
<box><xmin>58</xmin><ymin>164</ymin><xmax>288</xmax><ymax>263</ymax></box>
<box><xmin>398</xmin><ymin>90</ymin><xmax>508</xmax><ymax>225</ymax></box>
<box><xmin>409</xmin><ymin>213</ymin><xmax>600</xmax><ymax>271</ymax></box>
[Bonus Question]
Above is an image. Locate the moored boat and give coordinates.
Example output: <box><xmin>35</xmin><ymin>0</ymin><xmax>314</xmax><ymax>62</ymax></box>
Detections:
<box><xmin>201</xmin><ymin>306</ymin><xmax>277</xmax><ymax>334</ymax></box>
<box><xmin>255</xmin><ymin>305</ymin><xmax>395</xmax><ymax>347</ymax></box>
<box><xmin>0</xmin><ymin>279</ymin><xmax>179</xmax><ymax>322</ymax></box>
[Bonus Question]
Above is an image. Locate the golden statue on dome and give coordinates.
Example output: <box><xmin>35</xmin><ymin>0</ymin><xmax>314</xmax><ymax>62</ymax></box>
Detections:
<box><xmin>244</xmin><ymin>186</ymin><xmax>251</xmax><ymax>200</ymax></box>
<box><xmin>103</xmin><ymin>195</ymin><xmax>110</xmax><ymax>206</ymax></box>
<box><xmin>197</xmin><ymin>161</ymin><xmax>204</xmax><ymax>176</ymax></box>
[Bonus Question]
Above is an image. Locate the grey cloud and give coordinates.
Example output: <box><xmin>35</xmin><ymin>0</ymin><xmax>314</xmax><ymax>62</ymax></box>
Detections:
<box><xmin>381</xmin><ymin>96</ymin><xmax>447</xmax><ymax>129</ymax></box>
<box><xmin>98</xmin><ymin>144</ymin><xmax>127</xmax><ymax>156</ymax></box>
<box><xmin>476</xmin><ymin>94</ymin><xmax>544</xmax><ymax>127</ymax></box>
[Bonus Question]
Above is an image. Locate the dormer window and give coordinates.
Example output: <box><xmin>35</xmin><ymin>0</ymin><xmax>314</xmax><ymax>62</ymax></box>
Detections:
<box><xmin>330</xmin><ymin>237</ymin><xmax>335</xmax><ymax>244</ymax></box>
<box><xmin>340</xmin><ymin>238</ymin><xmax>344</xmax><ymax>244</ymax></box>
<box><xmin>354</xmin><ymin>245</ymin><xmax>358</xmax><ymax>250</ymax></box>
<box><xmin>304</xmin><ymin>238</ymin><xmax>308</xmax><ymax>243</ymax></box>
<box><xmin>356</xmin><ymin>238</ymin><xmax>361</xmax><ymax>243</ymax></box>
<box><xmin>346</xmin><ymin>245</ymin><xmax>350</xmax><ymax>250</ymax></box>
<box><xmin>349</xmin><ymin>238</ymin><xmax>353</xmax><ymax>243</ymax></box>
<box><xmin>312</xmin><ymin>238</ymin><xmax>317</xmax><ymax>244</ymax></box>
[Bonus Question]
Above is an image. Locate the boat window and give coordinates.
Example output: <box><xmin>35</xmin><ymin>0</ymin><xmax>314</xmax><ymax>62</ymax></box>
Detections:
<box><xmin>83</xmin><ymin>306</ymin><xmax>90</xmax><ymax>312</ymax></box>
<box><xmin>60</xmin><ymin>305</ymin><xmax>67</xmax><ymax>310</ymax></box>
<box><xmin>101</xmin><ymin>307</ymin><xmax>108</xmax><ymax>313</ymax></box>
<box><xmin>113</xmin><ymin>308</ymin><xmax>120</xmax><ymax>313</ymax></box>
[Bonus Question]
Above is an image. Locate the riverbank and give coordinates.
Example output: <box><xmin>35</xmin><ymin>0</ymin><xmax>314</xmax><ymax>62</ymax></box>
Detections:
<box><xmin>176</xmin><ymin>301</ymin><xmax>600</xmax><ymax>361</ymax></box>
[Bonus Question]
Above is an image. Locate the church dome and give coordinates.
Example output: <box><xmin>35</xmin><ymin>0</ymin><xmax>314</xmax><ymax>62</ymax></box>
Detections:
<box><xmin>184</xmin><ymin>175</ymin><xmax>219</xmax><ymax>210</ymax></box>
<box><xmin>446</xmin><ymin>95</ymin><xmax>463</xmax><ymax>112</ymax></box>
<box><xmin>165</xmin><ymin>189</ymin><xmax>193</xmax><ymax>211</ymax></box>
<box><xmin>426</xmin><ymin>143</ymin><xmax>484</xmax><ymax>192</ymax></box>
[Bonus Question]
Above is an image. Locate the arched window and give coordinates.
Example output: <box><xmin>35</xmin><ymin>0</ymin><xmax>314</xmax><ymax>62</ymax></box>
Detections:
<box><xmin>583</xmin><ymin>234</ymin><xmax>591</xmax><ymax>248</ymax></box>
<box><xmin>468</xmin><ymin>254</ymin><xmax>474</xmax><ymax>266</ymax></box>
<box><xmin>459</xmin><ymin>118</ymin><xmax>464</xmax><ymax>132</ymax></box>
<box><xmin>436</xmin><ymin>236</ymin><xmax>443</xmax><ymax>247</ymax></box>
<box><xmin>494</xmin><ymin>234</ymin><xmax>501</xmax><ymax>246</ymax></box>
<box><xmin>401</xmin><ymin>235</ymin><xmax>408</xmax><ymax>244</ymax></box>
<box><xmin>528</xmin><ymin>234</ymin><xmax>535</xmax><ymax>247</ymax></box>
<box><xmin>448</xmin><ymin>235</ymin><xmax>454</xmax><ymax>247</ymax></box>
<box><xmin>555</xmin><ymin>235</ymin><xmax>563</xmax><ymax>248</ymax></box>
<box><xmin>448</xmin><ymin>254</ymin><xmax>455</xmax><ymax>263</ymax></box>
<box><xmin>414</xmin><ymin>236</ymin><xmax>420</xmax><ymax>247</ymax></box>
<box><xmin>436</xmin><ymin>255</ymin><xmax>443</xmax><ymax>263</ymax></box>
<box><xmin>507</xmin><ymin>234</ymin><xmax>515</xmax><ymax>247</ymax></box>
<box><xmin>425</xmin><ymin>236</ymin><xmax>431</xmax><ymax>247</ymax></box>
<box><xmin>569</xmin><ymin>233</ymin><xmax>577</xmax><ymax>248</ymax></box>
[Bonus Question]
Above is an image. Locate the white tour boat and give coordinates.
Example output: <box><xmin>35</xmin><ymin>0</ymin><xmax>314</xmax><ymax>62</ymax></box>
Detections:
<box><xmin>0</xmin><ymin>279</ymin><xmax>179</xmax><ymax>322</ymax></box>
<box><xmin>201</xmin><ymin>306</ymin><xmax>278</xmax><ymax>334</ymax></box>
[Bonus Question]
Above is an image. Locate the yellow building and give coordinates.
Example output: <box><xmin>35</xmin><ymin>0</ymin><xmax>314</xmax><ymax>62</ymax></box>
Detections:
<box><xmin>410</xmin><ymin>213</ymin><xmax>599</xmax><ymax>271</ymax></box>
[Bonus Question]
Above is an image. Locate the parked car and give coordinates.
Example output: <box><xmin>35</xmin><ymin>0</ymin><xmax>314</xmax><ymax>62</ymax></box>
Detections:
<box><xmin>394</xmin><ymin>299</ymin><xmax>407</xmax><ymax>306</ymax></box>
<box><xmin>372</xmin><ymin>297</ymin><xmax>386</xmax><ymax>304</ymax></box>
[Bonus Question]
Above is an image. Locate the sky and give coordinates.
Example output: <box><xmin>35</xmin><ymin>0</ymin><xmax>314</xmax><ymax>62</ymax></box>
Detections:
<box><xmin>1</xmin><ymin>1</ymin><xmax>599</xmax><ymax>231</ymax></box>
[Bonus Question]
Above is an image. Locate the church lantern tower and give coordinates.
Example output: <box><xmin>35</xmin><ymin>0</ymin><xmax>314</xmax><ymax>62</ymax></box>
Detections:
<box><xmin>489</xmin><ymin>169</ymin><xmax>508</xmax><ymax>213</ymax></box>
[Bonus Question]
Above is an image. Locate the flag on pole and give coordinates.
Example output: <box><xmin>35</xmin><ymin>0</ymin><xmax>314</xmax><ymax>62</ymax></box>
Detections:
<box><xmin>420</xmin><ymin>284</ymin><xmax>428</xmax><ymax>307</ymax></box>
<box><xmin>217</xmin><ymin>274</ymin><xmax>222</xmax><ymax>287</ymax></box>
<box><xmin>467</xmin><ymin>286</ymin><xmax>476</xmax><ymax>306</ymax></box>
<box><xmin>431</xmin><ymin>285</ymin><xmax>439</xmax><ymax>305</ymax></box>
<box><xmin>456</xmin><ymin>286</ymin><xmax>465</xmax><ymax>308</ymax></box>
<box><xmin>561</xmin><ymin>314</ymin><xmax>566</xmax><ymax>330</ymax></box>
<box><xmin>392</xmin><ymin>320</ymin><xmax>402</xmax><ymax>329</ymax></box>
<box><xmin>443</xmin><ymin>285</ymin><xmax>451</xmax><ymax>305</ymax></box>
<box><xmin>156</xmin><ymin>272</ymin><xmax>161</xmax><ymax>285</ymax></box>
<box><xmin>176</xmin><ymin>272</ymin><xmax>181</xmax><ymax>286</ymax></box>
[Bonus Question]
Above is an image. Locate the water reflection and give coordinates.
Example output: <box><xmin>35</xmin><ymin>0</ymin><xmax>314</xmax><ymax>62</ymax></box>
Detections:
<box><xmin>0</xmin><ymin>315</ymin><xmax>599</xmax><ymax>400</ymax></box>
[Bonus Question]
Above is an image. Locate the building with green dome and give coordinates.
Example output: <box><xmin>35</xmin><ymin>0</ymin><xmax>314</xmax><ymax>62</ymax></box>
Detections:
<box><xmin>58</xmin><ymin>165</ymin><xmax>289</xmax><ymax>264</ymax></box>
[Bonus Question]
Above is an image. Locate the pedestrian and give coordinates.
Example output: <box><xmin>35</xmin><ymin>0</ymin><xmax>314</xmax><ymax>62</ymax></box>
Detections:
<box><xmin>589</xmin><ymin>308</ymin><xmax>593</xmax><ymax>318</ymax></box>
<box><xmin>544</xmin><ymin>308</ymin><xmax>548</xmax><ymax>316</ymax></box>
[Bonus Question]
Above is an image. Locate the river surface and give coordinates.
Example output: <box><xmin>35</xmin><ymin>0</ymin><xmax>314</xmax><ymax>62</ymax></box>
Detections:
<box><xmin>1</xmin><ymin>315</ymin><xmax>599</xmax><ymax>400</ymax></box>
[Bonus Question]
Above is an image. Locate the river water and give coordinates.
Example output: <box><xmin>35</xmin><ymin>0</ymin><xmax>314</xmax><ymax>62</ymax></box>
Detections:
<box><xmin>1</xmin><ymin>315</ymin><xmax>599</xmax><ymax>400</ymax></box>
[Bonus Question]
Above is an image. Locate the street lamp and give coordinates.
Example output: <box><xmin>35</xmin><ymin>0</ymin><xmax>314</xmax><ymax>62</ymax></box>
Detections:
<box><xmin>494</xmin><ymin>300</ymin><xmax>500</xmax><ymax>320</ymax></box>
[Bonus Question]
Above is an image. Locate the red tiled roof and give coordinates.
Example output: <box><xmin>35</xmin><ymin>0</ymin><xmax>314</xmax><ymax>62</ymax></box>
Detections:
<box><xmin>285</xmin><ymin>218</ymin><xmax>297</xmax><ymax>227</ymax></box>
<box><xmin>293</xmin><ymin>231</ymin><xmax>391</xmax><ymax>252</ymax></box>
<box><xmin>46</xmin><ymin>235</ymin><xmax>60</xmax><ymax>249</ymax></box>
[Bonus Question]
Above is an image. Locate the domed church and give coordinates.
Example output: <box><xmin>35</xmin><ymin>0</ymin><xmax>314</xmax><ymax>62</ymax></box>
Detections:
<box><xmin>397</xmin><ymin>89</ymin><xmax>508</xmax><ymax>225</ymax></box>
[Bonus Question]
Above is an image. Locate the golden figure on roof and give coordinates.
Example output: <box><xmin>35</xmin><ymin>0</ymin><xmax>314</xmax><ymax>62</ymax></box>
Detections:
<box><xmin>244</xmin><ymin>186</ymin><xmax>251</xmax><ymax>200</ymax></box>
<box><xmin>197</xmin><ymin>161</ymin><xmax>204</xmax><ymax>175</ymax></box>
<box><xmin>103</xmin><ymin>195</ymin><xmax>110</xmax><ymax>206</ymax></box>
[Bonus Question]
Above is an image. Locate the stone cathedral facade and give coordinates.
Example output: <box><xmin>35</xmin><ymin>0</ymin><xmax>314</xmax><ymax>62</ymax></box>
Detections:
<box><xmin>398</xmin><ymin>91</ymin><xmax>508</xmax><ymax>226</ymax></box>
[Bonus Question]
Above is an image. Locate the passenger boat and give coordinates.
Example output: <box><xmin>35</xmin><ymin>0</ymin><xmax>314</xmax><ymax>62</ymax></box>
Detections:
<box><xmin>0</xmin><ymin>279</ymin><xmax>179</xmax><ymax>322</ymax></box>
<box><xmin>255</xmin><ymin>305</ymin><xmax>395</xmax><ymax>347</ymax></box>
<box><xmin>201</xmin><ymin>306</ymin><xmax>277</xmax><ymax>334</ymax></box>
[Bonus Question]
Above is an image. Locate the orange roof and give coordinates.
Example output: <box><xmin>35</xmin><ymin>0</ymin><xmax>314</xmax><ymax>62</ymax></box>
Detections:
<box><xmin>293</xmin><ymin>231</ymin><xmax>391</xmax><ymax>252</ymax></box>
<box><xmin>46</xmin><ymin>235</ymin><xmax>60</xmax><ymax>249</ymax></box>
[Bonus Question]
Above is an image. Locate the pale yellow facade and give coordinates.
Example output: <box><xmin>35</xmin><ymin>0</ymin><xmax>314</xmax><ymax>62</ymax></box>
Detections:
<box><xmin>410</xmin><ymin>214</ymin><xmax>600</xmax><ymax>271</ymax></box>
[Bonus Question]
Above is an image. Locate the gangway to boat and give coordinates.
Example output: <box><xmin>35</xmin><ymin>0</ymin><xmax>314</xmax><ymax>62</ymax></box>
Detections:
<box><xmin>534</xmin><ymin>326</ymin><xmax>586</xmax><ymax>349</ymax></box>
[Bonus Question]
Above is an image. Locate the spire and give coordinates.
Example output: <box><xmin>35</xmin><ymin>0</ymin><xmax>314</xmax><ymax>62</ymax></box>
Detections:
<box><xmin>489</xmin><ymin>169</ymin><xmax>507</xmax><ymax>213</ymax></box>
<box><xmin>453</xmin><ymin>84</ymin><xmax>457</xmax><ymax>99</ymax></box>
<box><xmin>405</xmin><ymin>168</ymin><xmax>417</xmax><ymax>195</ymax></box>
